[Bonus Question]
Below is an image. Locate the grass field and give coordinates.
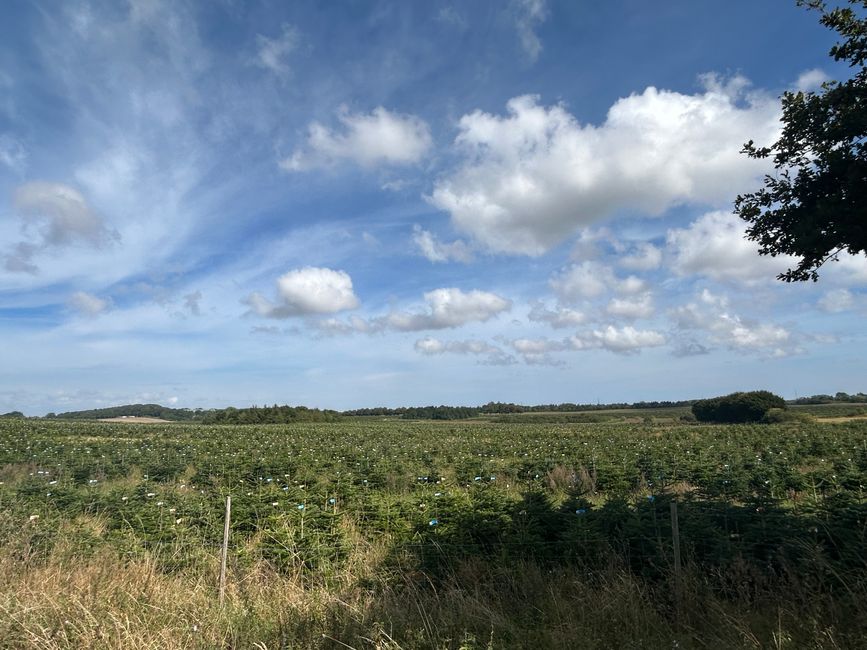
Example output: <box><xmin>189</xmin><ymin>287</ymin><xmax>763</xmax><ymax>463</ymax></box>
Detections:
<box><xmin>2</xmin><ymin>417</ymin><xmax>867</xmax><ymax>648</ymax></box>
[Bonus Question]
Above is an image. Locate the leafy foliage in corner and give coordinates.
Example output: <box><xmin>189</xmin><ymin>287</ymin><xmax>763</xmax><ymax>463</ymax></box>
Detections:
<box><xmin>692</xmin><ymin>391</ymin><xmax>787</xmax><ymax>423</ymax></box>
<box><xmin>735</xmin><ymin>0</ymin><xmax>867</xmax><ymax>281</ymax></box>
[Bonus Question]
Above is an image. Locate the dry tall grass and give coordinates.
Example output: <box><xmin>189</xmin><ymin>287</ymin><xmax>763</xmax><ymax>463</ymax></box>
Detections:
<box><xmin>1</xmin><ymin>535</ymin><xmax>864</xmax><ymax>649</ymax></box>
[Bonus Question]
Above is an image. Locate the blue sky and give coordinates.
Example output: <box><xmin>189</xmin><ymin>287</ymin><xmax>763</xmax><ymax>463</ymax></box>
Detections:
<box><xmin>1</xmin><ymin>0</ymin><xmax>865</xmax><ymax>415</ymax></box>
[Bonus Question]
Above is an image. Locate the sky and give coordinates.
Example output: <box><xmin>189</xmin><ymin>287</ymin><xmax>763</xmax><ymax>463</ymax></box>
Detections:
<box><xmin>1</xmin><ymin>0</ymin><xmax>865</xmax><ymax>415</ymax></box>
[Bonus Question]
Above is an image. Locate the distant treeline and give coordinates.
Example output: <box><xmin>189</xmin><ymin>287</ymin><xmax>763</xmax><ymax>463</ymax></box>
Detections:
<box><xmin>48</xmin><ymin>404</ymin><xmax>202</xmax><ymax>421</ymax></box>
<box><xmin>31</xmin><ymin>391</ymin><xmax>867</xmax><ymax>424</ymax></box>
<box><xmin>47</xmin><ymin>403</ymin><xmax>341</xmax><ymax>424</ymax></box>
<box><xmin>199</xmin><ymin>405</ymin><xmax>341</xmax><ymax>424</ymax></box>
<box><xmin>791</xmin><ymin>392</ymin><xmax>867</xmax><ymax>405</ymax></box>
<box><xmin>343</xmin><ymin>400</ymin><xmax>697</xmax><ymax>420</ymax></box>
<box><xmin>341</xmin><ymin>406</ymin><xmax>476</xmax><ymax>419</ymax></box>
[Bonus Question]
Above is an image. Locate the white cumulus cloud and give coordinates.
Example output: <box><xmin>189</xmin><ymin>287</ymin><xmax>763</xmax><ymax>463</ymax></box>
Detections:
<box><xmin>830</xmin><ymin>254</ymin><xmax>867</xmax><ymax>285</ymax></box>
<box><xmin>527</xmin><ymin>301</ymin><xmax>587</xmax><ymax>328</ymax></box>
<box><xmin>795</xmin><ymin>68</ymin><xmax>829</xmax><ymax>92</ymax></box>
<box><xmin>818</xmin><ymin>288</ymin><xmax>855</xmax><ymax>313</ymax></box>
<box><xmin>670</xmin><ymin>290</ymin><xmax>797</xmax><ymax>356</ymax></box>
<box><xmin>550</xmin><ymin>261</ymin><xmax>645</xmax><ymax>304</ymax></box>
<box><xmin>414</xmin><ymin>337</ymin><xmax>515</xmax><ymax>365</ymax></box>
<box><xmin>430</xmin><ymin>77</ymin><xmax>779</xmax><ymax>255</ymax></box>
<box><xmin>509</xmin><ymin>336</ymin><xmax>569</xmax><ymax>365</ymax></box>
<box><xmin>666</xmin><ymin>210</ymin><xmax>796</xmax><ymax>284</ymax></box>
<box><xmin>384</xmin><ymin>288</ymin><xmax>511</xmax><ymax>331</ymax></box>
<box><xmin>314</xmin><ymin>287</ymin><xmax>511</xmax><ymax>334</ymax></box>
<box><xmin>282</xmin><ymin>106</ymin><xmax>432</xmax><ymax>171</ymax></box>
<box><xmin>724</xmin><ymin>320</ymin><xmax>791</xmax><ymax>351</ymax></box>
<box><xmin>570</xmin><ymin>325</ymin><xmax>666</xmax><ymax>355</ymax></box>
<box><xmin>508</xmin><ymin>324</ymin><xmax>665</xmax><ymax>362</ymax></box>
<box><xmin>550</xmin><ymin>261</ymin><xmax>611</xmax><ymax>301</ymax></box>
<box><xmin>245</xmin><ymin>267</ymin><xmax>360</xmax><ymax>319</ymax></box>
<box><xmin>606</xmin><ymin>293</ymin><xmax>654</xmax><ymax>320</ymax></box>
<box><xmin>619</xmin><ymin>242</ymin><xmax>662</xmax><ymax>271</ymax></box>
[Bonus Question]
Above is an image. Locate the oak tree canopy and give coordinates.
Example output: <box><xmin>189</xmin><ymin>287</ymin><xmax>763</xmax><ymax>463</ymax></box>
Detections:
<box><xmin>735</xmin><ymin>0</ymin><xmax>867</xmax><ymax>281</ymax></box>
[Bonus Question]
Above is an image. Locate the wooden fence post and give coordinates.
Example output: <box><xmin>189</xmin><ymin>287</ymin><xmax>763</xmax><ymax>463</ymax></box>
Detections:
<box><xmin>219</xmin><ymin>495</ymin><xmax>231</xmax><ymax>607</ymax></box>
<box><xmin>670</xmin><ymin>500</ymin><xmax>682</xmax><ymax>576</ymax></box>
<box><xmin>670</xmin><ymin>500</ymin><xmax>682</xmax><ymax>617</ymax></box>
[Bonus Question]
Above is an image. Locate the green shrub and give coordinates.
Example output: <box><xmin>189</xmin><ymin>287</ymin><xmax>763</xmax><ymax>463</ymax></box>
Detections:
<box><xmin>692</xmin><ymin>391</ymin><xmax>786</xmax><ymax>423</ymax></box>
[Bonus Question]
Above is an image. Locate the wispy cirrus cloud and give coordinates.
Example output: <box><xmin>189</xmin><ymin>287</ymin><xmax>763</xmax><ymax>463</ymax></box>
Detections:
<box><xmin>0</xmin><ymin>134</ymin><xmax>26</xmax><ymax>172</ymax></box>
<box><xmin>3</xmin><ymin>182</ymin><xmax>119</xmax><ymax>274</ymax></box>
<box><xmin>68</xmin><ymin>291</ymin><xmax>111</xmax><ymax>316</ymax></box>
<box><xmin>14</xmin><ymin>182</ymin><xmax>119</xmax><ymax>248</ymax></box>
<box><xmin>254</xmin><ymin>23</ymin><xmax>299</xmax><ymax>78</ymax></box>
<box><xmin>412</xmin><ymin>225</ymin><xmax>473</xmax><ymax>263</ymax></box>
<box><xmin>512</xmin><ymin>0</ymin><xmax>548</xmax><ymax>63</ymax></box>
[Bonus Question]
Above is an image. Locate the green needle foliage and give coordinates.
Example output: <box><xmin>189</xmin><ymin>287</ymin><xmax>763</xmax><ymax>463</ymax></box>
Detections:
<box><xmin>3</xmin><ymin>417</ymin><xmax>867</xmax><ymax>647</ymax></box>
